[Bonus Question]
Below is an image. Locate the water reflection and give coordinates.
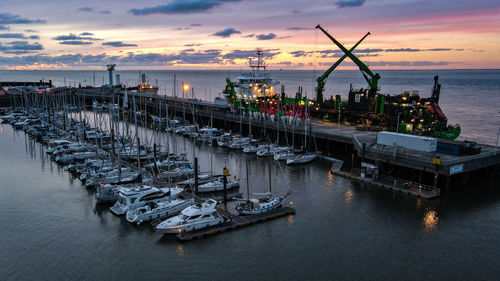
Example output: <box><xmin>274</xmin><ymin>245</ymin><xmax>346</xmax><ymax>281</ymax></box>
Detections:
<box><xmin>345</xmin><ymin>189</ymin><xmax>354</xmax><ymax>204</ymax></box>
<box><xmin>423</xmin><ymin>209</ymin><xmax>439</xmax><ymax>232</ymax></box>
<box><xmin>327</xmin><ymin>171</ymin><xmax>334</xmax><ymax>186</ymax></box>
<box><xmin>287</xmin><ymin>214</ymin><xmax>295</xmax><ymax>225</ymax></box>
<box><xmin>176</xmin><ymin>244</ymin><xmax>184</xmax><ymax>256</ymax></box>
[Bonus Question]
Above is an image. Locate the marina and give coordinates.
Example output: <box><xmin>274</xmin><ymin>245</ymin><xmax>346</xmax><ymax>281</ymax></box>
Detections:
<box><xmin>1</xmin><ymin>1</ymin><xmax>499</xmax><ymax>277</ymax></box>
<box><xmin>6</xmin><ymin>85</ymin><xmax>495</xmax><ymax>194</ymax></box>
<box><xmin>1</xmin><ymin>69</ymin><xmax>499</xmax><ymax>280</ymax></box>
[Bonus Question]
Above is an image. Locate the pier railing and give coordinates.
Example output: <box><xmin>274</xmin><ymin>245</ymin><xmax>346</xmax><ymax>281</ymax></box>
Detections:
<box><xmin>352</xmin><ymin>168</ymin><xmax>440</xmax><ymax>197</ymax></box>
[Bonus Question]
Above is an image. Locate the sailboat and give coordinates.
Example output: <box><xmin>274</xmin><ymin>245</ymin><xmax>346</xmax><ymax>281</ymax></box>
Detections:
<box><xmin>235</xmin><ymin>155</ymin><xmax>289</xmax><ymax>215</ymax></box>
<box><xmin>286</xmin><ymin>98</ymin><xmax>317</xmax><ymax>165</ymax></box>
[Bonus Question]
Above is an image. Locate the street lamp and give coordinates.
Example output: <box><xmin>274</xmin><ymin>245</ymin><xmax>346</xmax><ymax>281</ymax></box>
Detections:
<box><xmin>182</xmin><ymin>83</ymin><xmax>189</xmax><ymax>121</ymax></box>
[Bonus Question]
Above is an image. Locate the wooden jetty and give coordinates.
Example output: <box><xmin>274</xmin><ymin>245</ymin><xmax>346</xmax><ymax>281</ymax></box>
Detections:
<box><xmin>176</xmin><ymin>207</ymin><xmax>296</xmax><ymax>241</ymax></box>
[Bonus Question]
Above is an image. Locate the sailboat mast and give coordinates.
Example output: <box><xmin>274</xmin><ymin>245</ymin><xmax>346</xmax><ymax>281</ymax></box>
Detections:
<box><xmin>268</xmin><ymin>158</ymin><xmax>272</xmax><ymax>193</ymax></box>
<box><xmin>304</xmin><ymin>97</ymin><xmax>308</xmax><ymax>151</ymax></box>
<box><xmin>132</xmin><ymin>94</ymin><xmax>142</xmax><ymax>183</ymax></box>
<box><xmin>246</xmin><ymin>154</ymin><xmax>250</xmax><ymax>200</ymax></box>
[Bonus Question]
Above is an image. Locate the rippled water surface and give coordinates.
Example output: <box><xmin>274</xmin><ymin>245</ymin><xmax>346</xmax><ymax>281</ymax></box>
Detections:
<box><xmin>0</xmin><ymin>123</ymin><xmax>499</xmax><ymax>280</ymax></box>
<box><xmin>1</xmin><ymin>69</ymin><xmax>500</xmax><ymax>280</ymax></box>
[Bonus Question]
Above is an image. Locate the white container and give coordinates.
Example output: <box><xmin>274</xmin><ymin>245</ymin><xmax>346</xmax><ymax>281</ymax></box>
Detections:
<box><xmin>376</xmin><ymin>131</ymin><xmax>437</xmax><ymax>152</ymax></box>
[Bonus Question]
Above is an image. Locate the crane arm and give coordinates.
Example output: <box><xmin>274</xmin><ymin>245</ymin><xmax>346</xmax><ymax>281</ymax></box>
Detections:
<box><xmin>316</xmin><ymin>31</ymin><xmax>371</xmax><ymax>84</ymax></box>
<box><xmin>316</xmin><ymin>25</ymin><xmax>379</xmax><ymax>90</ymax></box>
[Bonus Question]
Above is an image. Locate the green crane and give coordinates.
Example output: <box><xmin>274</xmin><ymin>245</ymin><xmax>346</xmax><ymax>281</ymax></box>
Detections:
<box><xmin>315</xmin><ymin>30</ymin><xmax>371</xmax><ymax>104</ymax></box>
<box><xmin>316</xmin><ymin>25</ymin><xmax>380</xmax><ymax>102</ymax></box>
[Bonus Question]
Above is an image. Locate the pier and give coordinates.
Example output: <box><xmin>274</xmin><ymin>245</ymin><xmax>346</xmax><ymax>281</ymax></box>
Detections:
<box><xmin>3</xmin><ymin>86</ymin><xmax>500</xmax><ymax>194</ymax></box>
<box><xmin>68</xmin><ymin>88</ymin><xmax>500</xmax><ymax>192</ymax></box>
<box><xmin>176</xmin><ymin>207</ymin><xmax>296</xmax><ymax>241</ymax></box>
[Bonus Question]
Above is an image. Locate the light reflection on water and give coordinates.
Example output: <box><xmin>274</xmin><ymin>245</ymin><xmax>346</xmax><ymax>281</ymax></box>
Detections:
<box><xmin>1</xmin><ymin>113</ymin><xmax>500</xmax><ymax>279</ymax></box>
<box><xmin>345</xmin><ymin>189</ymin><xmax>354</xmax><ymax>204</ymax></box>
<box><xmin>176</xmin><ymin>244</ymin><xmax>184</xmax><ymax>257</ymax></box>
<box><xmin>423</xmin><ymin>209</ymin><xmax>439</xmax><ymax>232</ymax></box>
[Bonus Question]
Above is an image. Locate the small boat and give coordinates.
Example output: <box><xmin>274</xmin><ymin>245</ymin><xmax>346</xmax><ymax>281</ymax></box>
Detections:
<box><xmin>176</xmin><ymin>172</ymin><xmax>213</xmax><ymax>187</ymax></box>
<box><xmin>236</xmin><ymin>195</ymin><xmax>286</xmax><ymax>215</ymax></box>
<box><xmin>125</xmin><ymin>198</ymin><xmax>195</xmax><ymax>225</ymax></box>
<box><xmin>273</xmin><ymin>150</ymin><xmax>296</xmax><ymax>161</ymax></box>
<box><xmin>236</xmin><ymin>154</ymin><xmax>290</xmax><ymax>215</ymax></box>
<box><xmin>228</xmin><ymin>137</ymin><xmax>250</xmax><ymax>149</ymax></box>
<box><xmin>197</xmin><ymin>178</ymin><xmax>240</xmax><ymax>193</ymax></box>
<box><xmin>94</xmin><ymin>183</ymin><xmax>119</xmax><ymax>204</ymax></box>
<box><xmin>286</xmin><ymin>153</ymin><xmax>318</xmax><ymax>165</ymax></box>
<box><xmin>155</xmin><ymin>199</ymin><xmax>225</xmax><ymax>234</ymax></box>
<box><xmin>256</xmin><ymin>145</ymin><xmax>290</xmax><ymax>157</ymax></box>
<box><xmin>242</xmin><ymin>143</ymin><xmax>261</xmax><ymax>154</ymax></box>
<box><xmin>158</xmin><ymin>166</ymin><xmax>194</xmax><ymax>180</ymax></box>
<box><xmin>216</xmin><ymin>133</ymin><xmax>234</xmax><ymax>147</ymax></box>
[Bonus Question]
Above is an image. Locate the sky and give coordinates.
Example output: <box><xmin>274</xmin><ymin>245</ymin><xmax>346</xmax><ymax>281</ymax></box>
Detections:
<box><xmin>0</xmin><ymin>0</ymin><xmax>499</xmax><ymax>70</ymax></box>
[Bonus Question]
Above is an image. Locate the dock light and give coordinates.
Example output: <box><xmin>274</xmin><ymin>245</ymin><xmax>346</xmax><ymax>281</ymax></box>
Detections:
<box><xmin>290</xmin><ymin>201</ymin><xmax>294</xmax><ymax>206</ymax></box>
<box><xmin>178</xmin><ymin>228</ymin><xmax>182</xmax><ymax>233</ymax></box>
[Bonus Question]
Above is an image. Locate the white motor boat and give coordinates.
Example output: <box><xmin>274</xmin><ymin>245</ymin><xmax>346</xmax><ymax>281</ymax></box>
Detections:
<box><xmin>46</xmin><ymin>139</ymin><xmax>73</xmax><ymax>154</ymax></box>
<box><xmin>197</xmin><ymin>178</ymin><xmax>239</xmax><ymax>193</ymax></box>
<box><xmin>109</xmin><ymin>186</ymin><xmax>183</xmax><ymax>215</ymax></box>
<box><xmin>94</xmin><ymin>183</ymin><xmax>120</xmax><ymax>204</ymax></box>
<box><xmin>286</xmin><ymin>153</ymin><xmax>318</xmax><ymax>165</ymax></box>
<box><xmin>155</xmin><ymin>199</ymin><xmax>225</xmax><ymax>234</ymax></box>
<box><xmin>216</xmin><ymin>133</ymin><xmax>234</xmax><ymax>147</ymax></box>
<box><xmin>126</xmin><ymin>197</ymin><xmax>195</xmax><ymax>225</ymax></box>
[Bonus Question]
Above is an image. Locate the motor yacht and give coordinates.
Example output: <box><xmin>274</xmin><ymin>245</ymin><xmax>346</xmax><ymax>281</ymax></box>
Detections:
<box><xmin>110</xmin><ymin>185</ymin><xmax>183</xmax><ymax>215</ymax></box>
<box><xmin>126</xmin><ymin>197</ymin><xmax>195</xmax><ymax>225</ymax></box>
<box><xmin>155</xmin><ymin>199</ymin><xmax>225</xmax><ymax>234</ymax></box>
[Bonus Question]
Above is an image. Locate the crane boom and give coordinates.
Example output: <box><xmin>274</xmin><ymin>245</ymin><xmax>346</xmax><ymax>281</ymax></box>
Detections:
<box><xmin>316</xmin><ymin>31</ymin><xmax>371</xmax><ymax>103</ymax></box>
<box><xmin>315</xmin><ymin>25</ymin><xmax>380</xmax><ymax>94</ymax></box>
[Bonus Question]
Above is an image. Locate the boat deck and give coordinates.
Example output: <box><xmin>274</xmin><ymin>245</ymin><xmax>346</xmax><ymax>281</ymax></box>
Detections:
<box><xmin>176</xmin><ymin>207</ymin><xmax>296</xmax><ymax>241</ymax></box>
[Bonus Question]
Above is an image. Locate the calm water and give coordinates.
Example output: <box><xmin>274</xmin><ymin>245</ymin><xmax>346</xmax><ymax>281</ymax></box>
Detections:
<box><xmin>0</xmin><ymin>122</ymin><xmax>499</xmax><ymax>280</ymax></box>
<box><xmin>1</xmin><ymin>69</ymin><xmax>500</xmax><ymax>280</ymax></box>
<box><xmin>1</xmin><ymin>69</ymin><xmax>500</xmax><ymax>144</ymax></box>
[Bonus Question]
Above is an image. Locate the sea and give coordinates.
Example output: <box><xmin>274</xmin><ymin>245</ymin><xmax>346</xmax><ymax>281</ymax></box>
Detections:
<box><xmin>0</xmin><ymin>69</ymin><xmax>499</xmax><ymax>280</ymax></box>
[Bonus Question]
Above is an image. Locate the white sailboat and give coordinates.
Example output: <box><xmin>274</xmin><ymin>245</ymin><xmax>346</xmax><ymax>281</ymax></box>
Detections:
<box><xmin>235</xmin><ymin>155</ymin><xmax>289</xmax><ymax>215</ymax></box>
<box><xmin>286</xmin><ymin>97</ymin><xmax>318</xmax><ymax>165</ymax></box>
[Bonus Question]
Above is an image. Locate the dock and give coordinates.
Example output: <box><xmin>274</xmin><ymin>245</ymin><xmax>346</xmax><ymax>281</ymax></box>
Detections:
<box><xmin>331</xmin><ymin>168</ymin><xmax>440</xmax><ymax>199</ymax></box>
<box><xmin>176</xmin><ymin>207</ymin><xmax>296</xmax><ymax>241</ymax></box>
<box><xmin>4</xmin><ymin>86</ymin><xmax>500</xmax><ymax>192</ymax></box>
